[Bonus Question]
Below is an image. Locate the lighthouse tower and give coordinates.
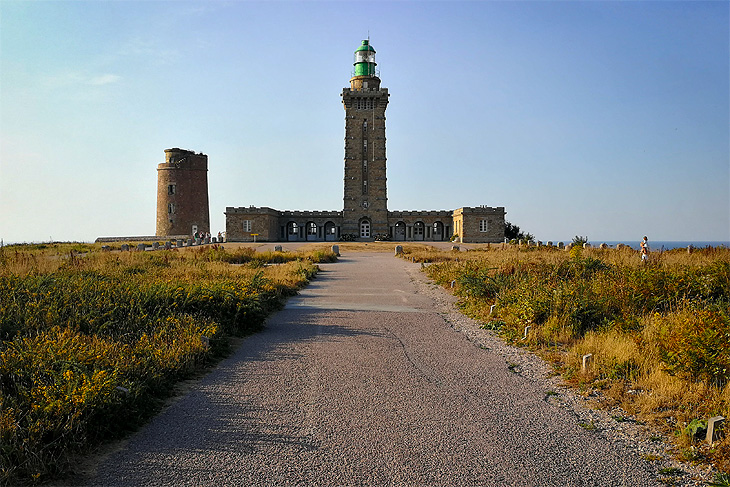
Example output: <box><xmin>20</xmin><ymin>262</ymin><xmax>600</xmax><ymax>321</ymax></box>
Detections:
<box><xmin>341</xmin><ymin>40</ymin><xmax>390</xmax><ymax>239</ymax></box>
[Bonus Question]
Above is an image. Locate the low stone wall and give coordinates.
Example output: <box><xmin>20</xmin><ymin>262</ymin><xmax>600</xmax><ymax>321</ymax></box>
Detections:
<box><xmin>95</xmin><ymin>236</ymin><xmax>190</xmax><ymax>243</ymax></box>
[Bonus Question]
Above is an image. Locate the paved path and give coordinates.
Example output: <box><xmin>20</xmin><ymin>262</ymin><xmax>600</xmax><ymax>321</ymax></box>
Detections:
<box><xmin>82</xmin><ymin>253</ymin><xmax>658</xmax><ymax>486</ymax></box>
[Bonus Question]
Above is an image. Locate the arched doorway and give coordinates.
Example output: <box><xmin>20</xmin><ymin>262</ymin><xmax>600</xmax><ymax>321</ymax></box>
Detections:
<box><xmin>324</xmin><ymin>221</ymin><xmax>337</xmax><ymax>241</ymax></box>
<box><xmin>306</xmin><ymin>222</ymin><xmax>318</xmax><ymax>241</ymax></box>
<box><xmin>286</xmin><ymin>221</ymin><xmax>300</xmax><ymax>242</ymax></box>
<box><xmin>394</xmin><ymin>221</ymin><xmax>406</xmax><ymax>241</ymax></box>
<box><xmin>359</xmin><ymin>219</ymin><xmax>371</xmax><ymax>239</ymax></box>
<box><xmin>414</xmin><ymin>221</ymin><xmax>425</xmax><ymax>241</ymax></box>
<box><xmin>432</xmin><ymin>221</ymin><xmax>444</xmax><ymax>241</ymax></box>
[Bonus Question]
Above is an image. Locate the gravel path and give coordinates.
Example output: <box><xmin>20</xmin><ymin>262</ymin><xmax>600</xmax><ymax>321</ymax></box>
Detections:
<box><xmin>78</xmin><ymin>253</ymin><xmax>680</xmax><ymax>486</ymax></box>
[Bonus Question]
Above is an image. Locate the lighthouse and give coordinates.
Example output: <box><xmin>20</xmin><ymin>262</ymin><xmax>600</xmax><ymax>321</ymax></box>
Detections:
<box><xmin>341</xmin><ymin>40</ymin><xmax>390</xmax><ymax>239</ymax></box>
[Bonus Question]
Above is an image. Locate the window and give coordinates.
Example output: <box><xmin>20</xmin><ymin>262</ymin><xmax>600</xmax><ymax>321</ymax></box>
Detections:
<box><xmin>307</xmin><ymin>222</ymin><xmax>317</xmax><ymax>235</ymax></box>
<box><xmin>242</xmin><ymin>220</ymin><xmax>252</xmax><ymax>232</ymax></box>
<box><xmin>479</xmin><ymin>219</ymin><xmax>489</xmax><ymax>232</ymax></box>
<box><xmin>167</xmin><ymin>203</ymin><xmax>175</xmax><ymax>214</ymax></box>
<box><xmin>288</xmin><ymin>222</ymin><xmax>298</xmax><ymax>235</ymax></box>
<box><xmin>356</xmin><ymin>98</ymin><xmax>375</xmax><ymax>110</ymax></box>
<box><xmin>168</xmin><ymin>184</ymin><xmax>176</xmax><ymax>195</ymax></box>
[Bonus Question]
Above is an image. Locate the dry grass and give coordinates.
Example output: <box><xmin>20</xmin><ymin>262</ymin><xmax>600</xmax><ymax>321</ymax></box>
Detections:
<box><xmin>0</xmin><ymin>242</ymin><xmax>332</xmax><ymax>483</ymax></box>
<box><xmin>410</xmin><ymin>243</ymin><xmax>730</xmax><ymax>473</ymax></box>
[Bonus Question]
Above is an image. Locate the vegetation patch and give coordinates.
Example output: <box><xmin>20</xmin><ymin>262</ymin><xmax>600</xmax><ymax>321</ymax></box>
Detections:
<box><xmin>0</xmin><ymin>243</ymin><xmax>336</xmax><ymax>484</ymax></box>
<box><xmin>402</xmin><ymin>245</ymin><xmax>730</xmax><ymax>474</ymax></box>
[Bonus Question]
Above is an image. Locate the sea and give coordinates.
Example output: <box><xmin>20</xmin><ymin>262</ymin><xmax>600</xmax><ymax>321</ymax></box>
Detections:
<box><xmin>553</xmin><ymin>241</ymin><xmax>730</xmax><ymax>251</ymax></box>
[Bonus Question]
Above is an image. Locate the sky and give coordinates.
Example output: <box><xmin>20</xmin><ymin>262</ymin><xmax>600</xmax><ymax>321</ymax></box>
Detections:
<box><xmin>1</xmin><ymin>0</ymin><xmax>728</xmax><ymax>244</ymax></box>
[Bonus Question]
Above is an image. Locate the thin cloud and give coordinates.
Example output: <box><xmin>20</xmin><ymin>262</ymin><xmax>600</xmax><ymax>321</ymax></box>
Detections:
<box><xmin>88</xmin><ymin>74</ymin><xmax>121</xmax><ymax>86</ymax></box>
<box><xmin>119</xmin><ymin>37</ymin><xmax>180</xmax><ymax>64</ymax></box>
<box><xmin>45</xmin><ymin>71</ymin><xmax>121</xmax><ymax>87</ymax></box>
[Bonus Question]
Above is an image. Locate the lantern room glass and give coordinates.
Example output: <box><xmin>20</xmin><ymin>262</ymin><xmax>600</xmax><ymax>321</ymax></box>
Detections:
<box><xmin>355</xmin><ymin>50</ymin><xmax>375</xmax><ymax>64</ymax></box>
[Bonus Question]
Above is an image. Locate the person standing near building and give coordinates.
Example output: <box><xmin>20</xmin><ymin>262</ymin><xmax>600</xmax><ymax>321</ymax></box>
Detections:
<box><xmin>640</xmin><ymin>236</ymin><xmax>650</xmax><ymax>263</ymax></box>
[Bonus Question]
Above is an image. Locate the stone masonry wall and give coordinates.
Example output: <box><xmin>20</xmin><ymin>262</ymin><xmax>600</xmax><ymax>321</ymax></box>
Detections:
<box><xmin>225</xmin><ymin>207</ymin><xmax>281</xmax><ymax>242</ymax></box>
<box><xmin>453</xmin><ymin>207</ymin><xmax>506</xmax><ymax>243</ymax></box>
<box><xmin>156</xmin><ymin>148</ymin><xmax>210</xmax><ymax>237</ymax></box>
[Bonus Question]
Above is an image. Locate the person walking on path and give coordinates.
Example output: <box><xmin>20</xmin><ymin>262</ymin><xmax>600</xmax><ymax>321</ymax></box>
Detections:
<box><xmin>640</xmin><ymin>236</ymin><xmax>650</xmax><ymax>263</ymax></box>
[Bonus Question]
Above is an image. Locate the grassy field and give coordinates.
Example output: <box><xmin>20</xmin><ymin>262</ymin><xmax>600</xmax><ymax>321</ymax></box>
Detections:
<box><xmin>398</xmin><ymin>243</ymin><xmax>730</xmax><ymax>475</ymax></box>
<box><xmin>3</xmin><ymin>240</ymin><xmax>728</xmax><ymax>482</ymax></box>
<box><xmin>0</xmin><ymin>242</ymin><xmax>336</xmax><ymax>484</ymax></box>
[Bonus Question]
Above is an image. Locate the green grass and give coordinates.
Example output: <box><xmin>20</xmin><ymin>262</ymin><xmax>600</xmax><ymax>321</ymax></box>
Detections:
<box><xmin>0</xmin><ymin>244</ymin><xmax>335</xmax><ymax>483</ymax></box>
<box><xmin>403</xmin><ymin>245</ymin><xmax>730</xmax><ymax>474</ymax></box>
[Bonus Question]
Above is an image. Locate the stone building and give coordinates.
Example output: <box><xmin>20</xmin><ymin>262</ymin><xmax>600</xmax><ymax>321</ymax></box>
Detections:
<box><xmin>224</xmin><ymin>40</ymin><xmax>505</xmax><ymax>243</ymax></box>
<box><xmin>155</xmin><ymin>148</ymin><xmax>210</xmax><ymax>238</ymax></box>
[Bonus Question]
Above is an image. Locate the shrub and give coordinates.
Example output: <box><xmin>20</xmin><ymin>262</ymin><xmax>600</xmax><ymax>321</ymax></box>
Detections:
<box><xmin>654</xmin><ymin>306</ymin><xmax>730</xmax><ymax>387</ymax></box>
<box><xmin>0</xmin><ymin>248</ymin><xmax>320</xmax><ymax>483</ymax></box>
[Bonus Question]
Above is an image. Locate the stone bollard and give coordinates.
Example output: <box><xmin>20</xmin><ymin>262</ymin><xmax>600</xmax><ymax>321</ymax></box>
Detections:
<box><xmin>274</xmin><ymin>245</ymin><xmax>283</xmax><ymax>252</ymax></box>
<box><xmin>582</xmin><ymin>354</ymin><xmax>593</xmax><ymax>373</ymax></box>
<box><xmin>331</xmin><ymin>245</ymin><xmax>340</xmax><ymax>256</ymax></box>
<box><xmin>164</xmin><ymin>241</ymin><xmax>172</xmax><ymax>250</ymax></box>
<box><xmin>121</xmin><ymin>244</ymin><xmax>129</xmax><ymax>251</ymax></box>
<box><xmin>395</xmin><ymin>245</ymin><xmax>403</xmax><ymax>255</ymax></box>
<box><xmin>212</xmin><ymin>237</ymin><xmax>217</xmax><ymax>243</ymax></box>
<box><xmin>101</xmin><ymin>245</ymin><xmax>111</xmax><ymax>252</ymax></box>
<box><xmin>452</xmin><ymin>245</ymin><xmax>460</xmax><ymax>251</ymax></box>
<box><xmin>599</xmin><ymin>243</ymin><xmax>608</xmax><ymax>249</ymax></box>
<box><xmin>537</xmin><ymin>241</ymin><xmax>542</xmax><ymax>247</ymax></box>
<box><xmin>177</xmin><ymin>239</ymin><xmax>183</xmax><ymax>248</ymax></box>
<box><xmin>687</xmin><ymin>245</ymin><xmax>694</xmax><ymax>254</ymax></box>
<box><xmin>523</xmin><ymin>325</ymin><xmax>531</xmax><ymax>340</ymax></box>
<box><xmin>583</xmin><ymin>243</ymin><xmax>591</xmax><ymax>249</ymax></box>
<box><xmin>558</xmin><ymin>242</ymin><xmax>564</xmax><ymax>249</ymax></box>
<box><xmin>205</xmin><ymin>237</ymin><xmax>210</xmax><ymax>244</ymax></box>
<box><xmin>152</xmin><ymin>242</ymin><xmax>160</xmax><ymax>250</ymax></box>
<box><xmin>706</xmin><ymin>416</ymin><xmax>725</xmax><ymax>445</ymax></box>
<box><xmin>547</xmin><ymin>241</ymin><xmax>553</xmax><ymax>247</ymax></box>
<box><xmin>136</xmin><ymin>243</ymin><xmax>146</xmax><ymax>251</ymax></box>
<box><xmin>187</xmin><ymin>239</ymin><xmax>193</xmax><ymax>247</ymax></box>
<box><xmin>450</xmin><ymin>280</ymin><xmax>456</xmax><ymax>288</ymax></box>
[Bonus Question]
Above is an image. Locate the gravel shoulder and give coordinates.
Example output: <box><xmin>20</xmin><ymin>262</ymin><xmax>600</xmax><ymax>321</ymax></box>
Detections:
<box><xmin>405</xmin><ymin>262</ymin><xmax>716</xmax><ymax>487</ymax></box>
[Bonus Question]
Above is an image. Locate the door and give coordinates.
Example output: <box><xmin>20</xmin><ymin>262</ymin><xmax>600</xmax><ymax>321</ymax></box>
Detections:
<box><xmin>360</xmin><ymin>220</ymin><xmax>371</xmax><ymax>239</ymax></box>
<box><xmin>394</xmin><ymin>222</ymin><xmax>406</xmax><ymax>240</ymax></box>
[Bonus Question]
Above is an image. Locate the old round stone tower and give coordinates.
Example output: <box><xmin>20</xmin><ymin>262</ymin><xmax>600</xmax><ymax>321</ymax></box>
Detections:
<box><xmin>156</xmin><ymin>148</ymin><xmax>210</xmax><ymax>237</ymax></box>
